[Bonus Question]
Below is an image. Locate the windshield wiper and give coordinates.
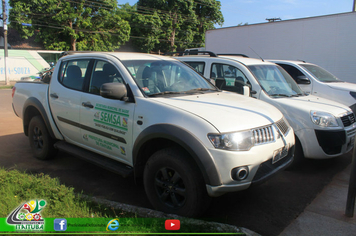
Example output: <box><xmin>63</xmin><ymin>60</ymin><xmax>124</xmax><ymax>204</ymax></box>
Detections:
<box><xmin>185</xmin><ymin>88</ymin><xmax>216</xmax><ymax>93</ymax></box>
<box><xmin>290</xmin><ymin>93</ymin><xmax>305</xmax><ymax>97</ymax></box>
<box><xmin>148</xmin><ymin>91</ymin><xmax>182</xmax><ymax>97</ymax></box>
<box><xmin>269</xmin><ymin>94</ymin><xmax>291</xmax><ymax>97</ymax></box>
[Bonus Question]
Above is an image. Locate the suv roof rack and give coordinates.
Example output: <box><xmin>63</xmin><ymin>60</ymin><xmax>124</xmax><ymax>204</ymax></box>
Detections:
<box><xmin>217</xmin><ymin>53</ymin><xmax>249</xmax><ymax>58</ymax></box>
<box><xmin>165</xmin><ymin>50</ymin><xmax>218</xmax><ymax>57</ymax></box>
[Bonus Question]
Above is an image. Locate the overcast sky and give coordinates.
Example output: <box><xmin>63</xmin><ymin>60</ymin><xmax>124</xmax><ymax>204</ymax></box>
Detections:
<box><xmin>119</xmin><ymin>0</ymin><xmax>354</xmax><ymax>28</ymax></box>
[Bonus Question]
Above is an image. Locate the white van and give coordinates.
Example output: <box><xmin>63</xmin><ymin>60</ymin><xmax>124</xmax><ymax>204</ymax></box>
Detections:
<box><xmin>270</xmin><ymin>60</ymin><xmax>356</xmax><ymax>115</ymax></box>
<box><xmin>176</xmin><ymin>52</ymin><xmax>356</xmax><ymax>166</ymax></box>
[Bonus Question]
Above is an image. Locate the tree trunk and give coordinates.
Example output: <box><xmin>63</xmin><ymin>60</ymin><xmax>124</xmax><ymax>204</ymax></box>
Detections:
<box><xmin>69</xmin><ymin>21</ymin><xmax>76</xmax><ymax>51</ymax></box>
<box><xmin>170</xmin><ymin>12</ymin><xmax>178</xmax><ymax>51</ymax></box>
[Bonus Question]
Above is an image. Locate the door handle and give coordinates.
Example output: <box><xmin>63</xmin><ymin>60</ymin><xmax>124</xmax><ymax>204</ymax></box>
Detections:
<box><xmin>82</xmin><ymin>102</ymin><xmax>94</xmax><ymax>108</ymax></box>
<box><xmin>50</xmin><ymin>93</ymin><xmax>58</xmax><ymax>99</ymax></box>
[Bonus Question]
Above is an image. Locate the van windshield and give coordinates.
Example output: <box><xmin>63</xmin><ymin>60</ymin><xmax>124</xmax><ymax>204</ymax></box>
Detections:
<box><xmin>249</xmin><ymin>65</ymin><xmax>305</xmax><ymax>98</ymax></box>
<box><xmin>300</xmin><ymin>64</ymin><xmax>342</xmax><ymax>83</ymax></box>
<box><xmin>122</xmin><ymin>59</ymin><xmax>217</xmax><ymax>96</ymax></box>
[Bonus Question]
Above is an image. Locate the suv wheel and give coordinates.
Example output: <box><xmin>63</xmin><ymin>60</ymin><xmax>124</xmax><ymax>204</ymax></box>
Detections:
<box><xmin>144</xmin><ymin>147</ymin><xmax>211</xmax><ymax>217</ymax></box>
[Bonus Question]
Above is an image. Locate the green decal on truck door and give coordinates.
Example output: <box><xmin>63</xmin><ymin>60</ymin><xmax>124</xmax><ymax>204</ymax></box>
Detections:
<box><xmin>93</xmin><ymin>103</ymin><xmax>130</xmax><ymax>135</ymax></box>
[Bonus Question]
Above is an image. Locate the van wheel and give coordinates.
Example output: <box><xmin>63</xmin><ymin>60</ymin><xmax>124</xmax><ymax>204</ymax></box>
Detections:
<box><xmin>28</xmin><ymin>116</ymin><xmax>57</xmax><ymax>160</ymax></box>
<box><xmin>144</xmin><ymin>147</ymin><xmax>211</xmax><ymax>217</ymax></box>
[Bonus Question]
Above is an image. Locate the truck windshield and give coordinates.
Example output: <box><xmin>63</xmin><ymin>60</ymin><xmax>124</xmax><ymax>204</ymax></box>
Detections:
<box><xmin>249</xmin><ymin>65</ymin><xmax>305</xmax><ymax>98</ymax></box>
<box><xmin>300</xmin><ymin>64</ymin><xmax>342</xmax><ymax>83</ymax></box>
<box><xmin>121</xmin><ymin>59</ymin><xmax>217</xmax><ymax>96</ymax></box>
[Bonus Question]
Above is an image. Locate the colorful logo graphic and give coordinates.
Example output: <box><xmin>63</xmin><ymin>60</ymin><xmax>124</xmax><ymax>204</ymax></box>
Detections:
<box><xmin>122</xmin><ymin>118</ymin><xmax>128</xmax><ymax>128</ymax></box>
<box><xmin>120</xmin><ymin>146</ymin><xmax>126</xmax><ymax>155</ymax></box>
<box><xmin>54</xmin><ymin>219</ymin><xmax>67</xmax><ymax>231</ymax></box>
<box><xmin>7</xmin><ymin>199</ymin><xmax>46</xmax><ymax>231</ymax></box>
<box><xmin>106</xmin><ymin>218</ymin><xmax>119</xmax><ymax>231</ymax></box>
<box><xmin>165</xmin><ymin>219</ymin><xmax>180</xmax><ymax>230</ymax></box>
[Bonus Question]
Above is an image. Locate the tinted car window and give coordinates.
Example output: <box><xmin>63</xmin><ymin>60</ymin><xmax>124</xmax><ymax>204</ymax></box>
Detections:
<box><xmin>184</xmin><ymin>62</ymin><xmax>205</xmax><ymax>75</ymax></box>
<box><xmin>89</xmin><ymin>60</ymin><xmax>124</xmax><ymax>95</ymax></box>
<box><xmin>277</xmin><ymin>64</ymin><xmax>305</xmax><ymax>81</ymax></box>
<box><xmin>211</xmin><ymin>63</ymin><xmax>250</xmax><ymax>94</ymax></box>
<box><xmin>59</xmin><ymin>60</ymin><xmax>90</xmax><ymax>91</ymax></box>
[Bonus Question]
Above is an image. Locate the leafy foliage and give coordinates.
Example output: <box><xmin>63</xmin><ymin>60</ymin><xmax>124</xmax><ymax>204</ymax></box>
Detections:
<box><xmin>9</xmin><ymin>0</ymin><xmax>131</xmax><ymax>51</ymax></box>
<box><xmin>9</xmin><ymin>0</ymin><xmax>223</xmax><ymax>53</ymax></box>
<box><xmin>129</xmin><ymin>0</ymin><xmax>224</xmax><ymax>53</ymax></box>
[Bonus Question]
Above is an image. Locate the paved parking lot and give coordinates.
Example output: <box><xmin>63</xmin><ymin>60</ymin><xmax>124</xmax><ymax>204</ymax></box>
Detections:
<box><xmin>1</xmin><ymin>88</ymin><xmax>352</xmax><ymax>235</ymax></box>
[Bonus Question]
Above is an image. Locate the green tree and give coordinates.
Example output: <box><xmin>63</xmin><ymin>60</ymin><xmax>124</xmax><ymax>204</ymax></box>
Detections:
<box><xmin>9</xmin><ymin>0</ymin><xmax>131</xmax><ymax>51</ymax></box>
<box><xmin>130</xmin><ymin>0</ymin><xmax>223</xmax><ymax>53</ymax></box>
<box><xmin>189</xmin><ymin>0</ymin><xmax>224</xmax><ymax>49</ymax></box>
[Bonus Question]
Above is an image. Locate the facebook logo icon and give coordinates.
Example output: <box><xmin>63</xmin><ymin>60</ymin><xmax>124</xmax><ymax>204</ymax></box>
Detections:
<box><xmin>54</xmin><ymin>219</ymin><xmax>67</xmax><ymax>231</ymax></box>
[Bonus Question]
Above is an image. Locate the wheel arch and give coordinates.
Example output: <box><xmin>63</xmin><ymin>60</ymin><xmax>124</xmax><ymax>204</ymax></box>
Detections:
<box><xmin>133</xmin><ymin>124</ymin><xmax>222</xmax><ymax>186</ymax></box>
<box><xmin>23</xmin><ymin>97</ymin><xmax>56</xmax><ymax>139</ymax></box>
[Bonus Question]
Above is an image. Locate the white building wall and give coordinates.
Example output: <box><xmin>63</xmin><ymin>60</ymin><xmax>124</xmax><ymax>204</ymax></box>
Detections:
<box><xmin>206</xmin><ymin>12</ymin><xmax>356</xmax><ymax>83</ymax></box>
<box><xmin>0</xmin><ymin>50</ymin><xmax>50</xmax><ymax>81</ymax></box>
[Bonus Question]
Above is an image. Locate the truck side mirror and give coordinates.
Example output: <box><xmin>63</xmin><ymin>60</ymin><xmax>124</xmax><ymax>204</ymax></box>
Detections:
<box><xmin>100</xmin><ymin>83</ymin><xmax>127</xmax><ymax>100</ymax></box>
<box><xmin>296</xmin><ymin>76</ymin><xmax>311</xmax><ymax>84</ymax></box>
<box><xmin>243</xmin><ymin>86</ymin><xmax>250</xmax><ymax>96</ymax></box>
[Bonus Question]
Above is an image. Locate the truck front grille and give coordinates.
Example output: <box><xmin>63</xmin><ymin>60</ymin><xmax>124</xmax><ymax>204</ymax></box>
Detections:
<box><xmin>253</xmin><ymin>126</ymin><xmax>275</xmax><ymax>145</ymax></box>
<box><xmin>341</xmin><ymin>113</ymin><xmax>355</xmax><ymax>127</ymax></box>
<box><xmin>275</xmin><ymin>118</ymin><xmax>290</xmax><ymax>135</ymax></box>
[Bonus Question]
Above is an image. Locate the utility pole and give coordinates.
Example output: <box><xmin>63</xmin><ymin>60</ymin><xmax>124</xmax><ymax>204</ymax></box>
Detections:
<box><xmin>2</xmin><ymin>0</ymin><xmax>9</xmax><ymax>85</ymax></box>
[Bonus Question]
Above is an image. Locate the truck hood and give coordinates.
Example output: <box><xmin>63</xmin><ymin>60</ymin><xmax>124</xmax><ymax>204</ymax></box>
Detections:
<box><xmin>326</xmin><ymin>82</ymin><xmax>356</xmax><ymax>92</ymax></box>
<box><xmin>273</xmin><ymin>95</ymin><xmax>351</xmax><ymax>116</ymax></box>
<box><xmin>154</xmin><ymin>92</ymin><xmax>283</xmax><ymax>132</ymax></box>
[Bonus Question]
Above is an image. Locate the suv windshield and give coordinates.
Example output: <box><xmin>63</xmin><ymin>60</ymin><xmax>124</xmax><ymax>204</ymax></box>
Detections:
<box><xmin>249</xmin><ymin>65</ymin><xmax>305</xmax><ymax>98</ymax></box>
<box><xmin>121</xmin><ymin>59</ymin><xmax>216</xmax><ymax>96</ymax></box>
<box><xmin>300</xmin><ymin>64</ymin><xmax>342</xmax><ymax>83</ymax></box>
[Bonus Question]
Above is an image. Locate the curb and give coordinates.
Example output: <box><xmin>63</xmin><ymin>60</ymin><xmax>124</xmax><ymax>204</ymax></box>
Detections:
<box><xmin>82</xmin><ymin>195</ymin><xmax>260</xmax><ymax>235</ymax></box>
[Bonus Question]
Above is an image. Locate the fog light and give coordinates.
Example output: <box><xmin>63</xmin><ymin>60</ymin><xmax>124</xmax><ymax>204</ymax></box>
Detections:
<box><xmin>232</xmin><ymin>166</ymin><xmax>249</xmax><ymax>181</ymax></box>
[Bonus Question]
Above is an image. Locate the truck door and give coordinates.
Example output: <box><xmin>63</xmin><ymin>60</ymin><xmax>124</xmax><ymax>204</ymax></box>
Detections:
<box><xmin>210</xmin><ymin>63</ymin><xmax>252</xmax><ymax>95</ymax></box>
<box><xmin>79</xmin><ymin>60</ymin><xmax>135</xmax><ymax>165</ymax></box>
<box><xmin>49</xmin><ymin>59</ymin><xmax>91</xmax><ymax>145</ymax></box>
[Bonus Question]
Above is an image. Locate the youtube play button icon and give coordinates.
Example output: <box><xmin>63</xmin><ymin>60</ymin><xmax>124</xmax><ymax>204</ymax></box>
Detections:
<box><xmin>165</xmin><ymin>219</ymin><xmax>180</xmax><ymax>230</ymax></box>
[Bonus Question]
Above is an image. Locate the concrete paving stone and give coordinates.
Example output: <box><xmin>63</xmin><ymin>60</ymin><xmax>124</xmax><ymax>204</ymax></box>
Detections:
<box><xmin>333</xmin><ymin>165</ymin><xmax>352</xmax><ymax>185</ymax></box>
<box><xmin>280</xmin><ymin>211</ymin><xmax>356</xmax><ymax>236</ymax></box>
<box><xmin>305</xmin><ymin>182</ymin><xmax>356</xmax><ymax>224</ymax></box>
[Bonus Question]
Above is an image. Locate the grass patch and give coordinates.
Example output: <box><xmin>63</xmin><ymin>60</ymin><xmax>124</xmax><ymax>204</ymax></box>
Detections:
<box><xmin>0</xmin><ymin>168</ymin><xmax>241</xmax><ymax>234</ymax></box>
<box><xmin>0</xmin><ymin>85</ymin><xmax>13</xmax><ymax>89</ymax></box>
<box><xmin>0</xmin><ymin>168</ymin><xmax>136</xmax><ymax>218</ymax></box>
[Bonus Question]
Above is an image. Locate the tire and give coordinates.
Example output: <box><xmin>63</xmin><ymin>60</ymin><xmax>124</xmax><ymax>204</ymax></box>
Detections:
<box><xmin>143</xmin><ymin>147</ymin><xmax>211</xmax><ymax>217</ymax></box>
<box><xmin>28</xmin><ymin>116</ymin><xmax>57</xmax><ymax>160</ymax></box>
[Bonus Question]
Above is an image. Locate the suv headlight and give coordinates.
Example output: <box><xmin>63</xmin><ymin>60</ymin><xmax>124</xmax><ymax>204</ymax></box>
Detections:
<box><xmin>208</xmin><ymin>130</ymin><xmax>255</xmax><ymax>151</ymax></box>
<box><xmin>310</xmin><ymin>111</ymin><xmax>339</xmax><ymax>127</ymax></box>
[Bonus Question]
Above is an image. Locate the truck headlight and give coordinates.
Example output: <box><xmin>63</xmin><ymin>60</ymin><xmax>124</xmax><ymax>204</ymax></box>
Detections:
<box><xmin>310</xmin><ymin>111</ymin><xmax>339</xmax><ymax>127</ymax></box>
<box><xmin>208</xmin><ymin>131</ymin><xmax>255</xmax><ymax>151</ymax></box>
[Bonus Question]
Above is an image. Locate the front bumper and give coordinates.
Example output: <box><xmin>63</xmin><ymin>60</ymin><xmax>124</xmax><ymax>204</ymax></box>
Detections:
<box><xmin>297</xmin><ymin>125</ymin><xmax>356</xmax><ymax>159</ymax></box>
<box><xmin>205</xmin><ymin>128</ymin><xmax>295</xmax><ymax>197</ymax></box>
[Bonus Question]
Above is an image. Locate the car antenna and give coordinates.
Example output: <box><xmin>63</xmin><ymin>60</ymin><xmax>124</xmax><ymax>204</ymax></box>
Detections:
<box><xmin>249</xmin><ymin>47</ymin><xmax>264</xmax><ymax>62</ymax></box>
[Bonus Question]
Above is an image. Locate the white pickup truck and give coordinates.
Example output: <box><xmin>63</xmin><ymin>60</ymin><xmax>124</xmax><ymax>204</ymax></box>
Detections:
<box><xmin>12</xmin><ymin>52</ymin><xmax>294</xmax><ymax>217</ymax></box>
<box><xmin>175</xmin><ymin>52</ymin><xmax>356</xmax><ymax>166</ymax></box>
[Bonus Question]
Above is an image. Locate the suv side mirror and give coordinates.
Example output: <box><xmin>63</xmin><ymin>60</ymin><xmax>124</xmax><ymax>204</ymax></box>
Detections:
<box><xmin>100</xmin><ymin>83</ymin><xmax>127</xmax><ymax>100</ymax></box>
<box><xmin>296</xmin><ymin>76</ymin><xmax>311</xmax><ymax>84</ymax></box>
